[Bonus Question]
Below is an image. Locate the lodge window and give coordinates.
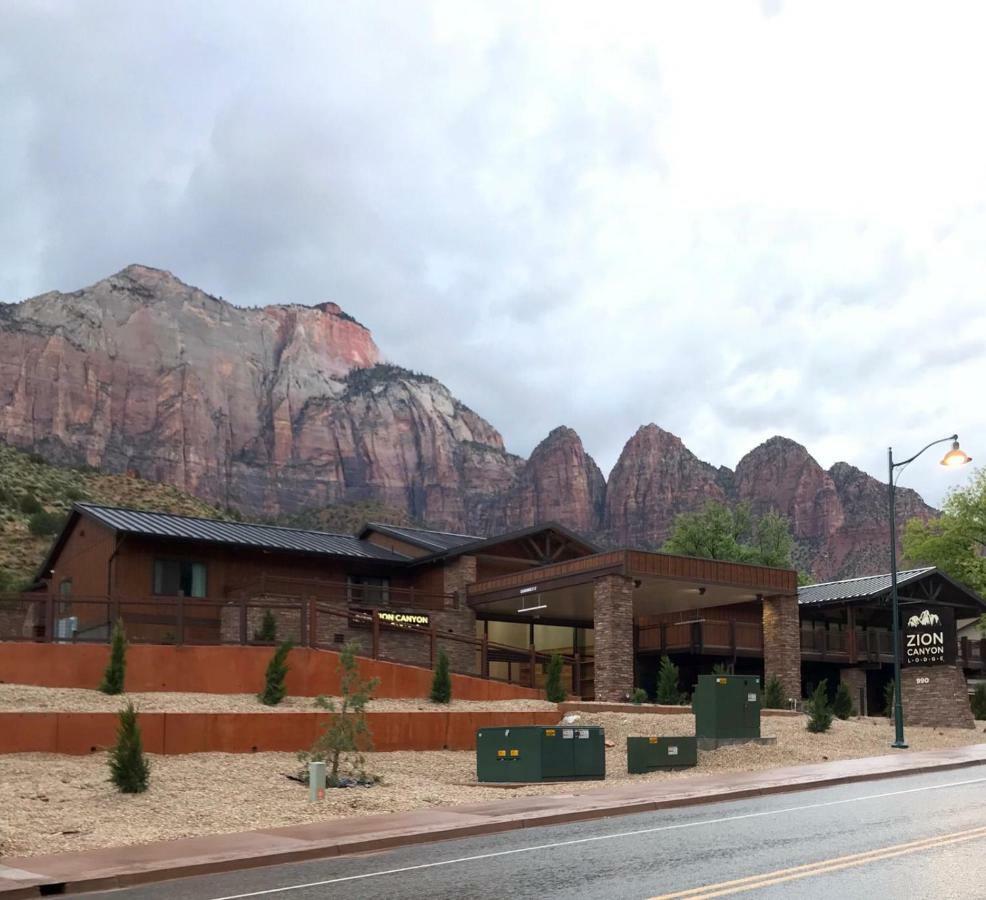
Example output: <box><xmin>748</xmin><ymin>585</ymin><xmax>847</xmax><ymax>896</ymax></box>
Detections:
<box><xmin>153</xmin><ymin>559</ymin><xmax>207</xmax><ymax>598</ymax></box>
<box><xmin>347</xmin><ymin>575</ymin><xmax>389</xmax><ymax>606</ymax></box>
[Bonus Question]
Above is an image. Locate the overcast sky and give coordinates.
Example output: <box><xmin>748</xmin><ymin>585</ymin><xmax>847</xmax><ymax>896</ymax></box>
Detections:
<box><xmin>2</xmin><ymin>1</ymin><xmax>984</xmax><ymax>505</ymax></box>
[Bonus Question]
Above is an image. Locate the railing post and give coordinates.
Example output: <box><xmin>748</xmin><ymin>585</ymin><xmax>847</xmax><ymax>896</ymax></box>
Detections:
<box><xmin>239</xmin><ymin>596</ymin><xmax>247</xmax><ymax>645</ymax></box>
<box><xmin>44</xmin><ymin>594</ymin><xmax>54</xmax><ymax>643</ymax></box>
<box><xmin>300</xmin><ymin>598</ymin><xmax>309</xmax><ymax>648</ymax></box>
<box><xmin>960</xmin><ymin>636</ymin><xmax>969</xmax><ymax>665</ymax></box>
<box><xmin>660</xmin><ymin>623</ymin><xmax>667</xmax><ymax>653</ymax></box>
<box><xmin>528</xmin><ymin>644</ymin><xmax>537</xmax><ymax>688</ymax></box>
<box><xmin>429</xmin><ymin>623</ymin><xmax>437</xmax><ymax>667</ymax></box>
<box><xmin>176</xmin><ymin>594</ymin><xmax>185</xmax><ymax>646</ymax></box>
<box><xmin>729</xmin><ymin>620</ymin><xmax>736</xmax><ymax>660</ymax></box>
<box><xmin>481</xmin><ymin>633</ymin><xmax>489</xmax><ymax>679</ymax></box>
<box><xmin>573</xmin><ymin>652</ymin><xmax>581</xmax><ymax>697</ymax></box>
<box><xmin>980</xmin><ymin>638</ymin><xmax>986</xmax><ymax>672</ymax></box>
<box><xmin>371</xmin><ymin>610</ymin><xmax>380</xmax><ymax>660</ymax></box>
<box><xmin>308</xmin><ymin>597</ymin><xmax>318</xmax><ymax>648</ymax></box>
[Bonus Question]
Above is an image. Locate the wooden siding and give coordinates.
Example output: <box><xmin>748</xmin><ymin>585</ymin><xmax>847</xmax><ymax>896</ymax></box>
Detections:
<box><xmin>626</xmin><ymin>550</ymin><xmax>797</xmax><ymax>593</ymax></box>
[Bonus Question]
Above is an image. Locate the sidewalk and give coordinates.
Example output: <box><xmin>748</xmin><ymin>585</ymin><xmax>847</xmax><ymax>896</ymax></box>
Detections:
<box><xmin>2</xmin><ymin>743</ymin><xmax>985</xmax><ymax>898</ymax></box>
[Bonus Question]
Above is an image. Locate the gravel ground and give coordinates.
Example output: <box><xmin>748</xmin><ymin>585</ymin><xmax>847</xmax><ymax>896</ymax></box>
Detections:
<box><xmin>1</xmin><ymin>711</ymin><xmax>983</xmax><ymax>858</ymax></box>
<box><xmin>0</xmin><ymin>683</ymin><xmax>556</xmax><ymax>713</ymax></box>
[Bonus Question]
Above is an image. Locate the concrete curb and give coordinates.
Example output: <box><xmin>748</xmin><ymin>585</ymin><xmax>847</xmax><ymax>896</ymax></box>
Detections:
<box><xmin>2</xmin><ymin>744</ymin><xmax>985</xmax><ymax>898</ymax></box>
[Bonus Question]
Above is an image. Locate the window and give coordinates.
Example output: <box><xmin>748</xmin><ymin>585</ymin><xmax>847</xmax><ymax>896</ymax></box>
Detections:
<box><xmin>153</xmin><ymin>560</ymin><xmax>207</xmax><ymax>598</ymax></box>
<box><xmin>59</xmin><ymin>579</ymin><xmax>72</xmax><ymax>596</ymax></box>
<box><xmin>347</xmin><ymin>575</ymin><xmax>389</xmax><ymax>605</ymax></box>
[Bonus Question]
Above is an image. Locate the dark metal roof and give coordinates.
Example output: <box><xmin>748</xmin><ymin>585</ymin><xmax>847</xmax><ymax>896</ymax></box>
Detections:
<box><xmin>361</xmin><ymin>523</ymin><xmax>480</xmax><ymax>552</ymax></box>
<box><xmin>798</xmin><ymin>568</ymin><xmax>936</xmax><ymax>606</ymax></box>
<box><xmin>73</xmin><ymin>503</ymin><xmax>411</xmax><ymax>561</ymax></box>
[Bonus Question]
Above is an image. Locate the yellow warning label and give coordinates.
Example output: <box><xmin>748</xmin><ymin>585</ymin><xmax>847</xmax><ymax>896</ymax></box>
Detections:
<box><xmin>649</xmin><ymin>737</ymin><xmax>658</xmax><ymax>744</ymax></box>
<box><xmin>497</xmin><ymin>750</ymin><xmax>506</xmax><ymax>757</ymax></box>
<box><xmin>545</xmin><ymin>729</ymin><xmax>556</xmax><ymax>736</ymax></box>
<box><xmin>716</xmin><ymin>677</ymin><xmax>728</xmax><ymax>684</ymax></box>
<box><xmin>510</xmin><ymin>749</ymin><xmax>520</xmax><ymax>757</ymax></box>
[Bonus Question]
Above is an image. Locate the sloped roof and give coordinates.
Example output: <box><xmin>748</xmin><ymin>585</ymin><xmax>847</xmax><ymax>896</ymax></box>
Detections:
<box><xmin>798</xmin><ymin>567</ymin><xmax>937</xmax><ymax>606</ymax></box>
<box><xmin>360</xmin><ymin>522</ymin><xmax>480</xmax><ymax>552</ymax></box>
<box><xmin>69</xmin><ymin>503</ymin><xmax>410</xmax><ymax>561</ymax></box>
<box><xmin>408</xmin><ymin>521</ymin><xmax>601</xmax><ymax>565</ymax></box>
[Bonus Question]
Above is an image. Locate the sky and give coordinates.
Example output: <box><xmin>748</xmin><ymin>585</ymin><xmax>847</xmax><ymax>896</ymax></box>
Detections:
<box><xmin>2</xmin><ymin>0</ymin><xmax>984</xmax><ymax>506</ymax></box>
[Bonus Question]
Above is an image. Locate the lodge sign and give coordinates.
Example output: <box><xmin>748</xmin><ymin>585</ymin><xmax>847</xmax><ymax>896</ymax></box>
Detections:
<box><xmin>348</xmin><ymin>608</ymin><xmax>431</xmax><ymax>630</ymax></box>
<box><xmin>901</xmin><ymin>606</ymin><xmax>955</xmax><ymax>667</ymax></box>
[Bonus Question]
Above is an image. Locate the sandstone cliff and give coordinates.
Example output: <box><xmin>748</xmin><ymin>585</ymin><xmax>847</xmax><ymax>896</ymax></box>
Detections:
<box><xmin>0</xmin><ymin>266</ymin><xmax>938</xmax><ymax>579</ymax></box>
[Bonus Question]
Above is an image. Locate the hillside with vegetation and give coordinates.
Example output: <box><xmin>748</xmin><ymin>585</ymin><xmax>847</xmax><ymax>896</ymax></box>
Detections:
<box><xmin>0</xmin><ymin>443</ymin><xmax>226</xmax><ymax>590</ymax></box>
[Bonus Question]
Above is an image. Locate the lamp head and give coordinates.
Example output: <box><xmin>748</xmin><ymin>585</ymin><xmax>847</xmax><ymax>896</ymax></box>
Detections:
<box><xmin>940</xmin><ymin>440</ymin><xmax>972</xmax><ymax>468</ymax></box>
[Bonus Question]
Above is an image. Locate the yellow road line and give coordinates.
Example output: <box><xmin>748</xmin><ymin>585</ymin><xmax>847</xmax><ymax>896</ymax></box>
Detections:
<box><xmin>649</xmin><ymin>824</ymin><xmax>986</xmax><ymax>899</ymax></box>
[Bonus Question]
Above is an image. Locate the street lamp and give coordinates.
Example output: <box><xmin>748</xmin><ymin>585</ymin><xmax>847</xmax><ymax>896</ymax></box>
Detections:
<box><xmin>887</xmin><ymin>434</ymin><xmax>971</xmax><ymax>749</ymax></box>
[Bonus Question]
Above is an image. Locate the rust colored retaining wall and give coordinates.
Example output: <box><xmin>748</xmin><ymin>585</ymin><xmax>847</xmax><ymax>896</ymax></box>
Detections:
<box><xmin>0</xmin><ymin>643</ymin><xmax>542</xmax><ymax>701</ymax></box>
<box><xmin>0</xmin><ymin>711</ymin><xmax>558</xmax><ymax>755</ymax></box>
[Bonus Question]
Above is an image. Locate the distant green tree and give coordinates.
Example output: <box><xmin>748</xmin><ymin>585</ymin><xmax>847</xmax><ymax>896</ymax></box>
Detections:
<box><xmin>99</xmin><ymin>619</ymin><xmax>127</xmax><ymax>695</ymax></box>
<box><xmin>832</xmin><ymin>682</ymin><xmax>855</xmax><ymax>720</ymax></box>
<box><xmin>259</xmin><ymin>641</ymin><xmax>292</xmax><ymax>706</ymax></box>
<box><xmin>662</xmin><ymin>502</ymin><xmax>796</xmax><ymax>569</ymax></box>
<box><xmin>254</xmin><ymin>609</ymin><xmax>278</xmax><ymax>643</ymax></box>
<box><xmin>763</xmin><ymin>675</ymin><xmax>785</xmax><ymax>709</ymax></box>
<box><xmin>544</xmin><ymin>653</ymin><xmax>567</xmax><ymax>703</ymax></box>
<box><xmin>430</xmin><ymin>648</ymin><xmax>452</xmax><ymax>704</ymax></box>
<box><xmin>903</xmin><ymin>469</ymin><xmax>986</xmax><ymax>623</ymax></box>
<box><xmin>109</xmin><ymin>701</ymin><xmax>150</xmax><ymax>793</ymax></box>
<box><xmin>806</xmin><ymin>680</ymin><xmax>833</xmax><ymax>733</ymax></box>
<box><xmin>971</xmin><ymin>684</ymin><xmax>986</xmax><ymax>720</ymax></box>
<box><xmin>655</xmin><ymin>655</ymin><xmax>684</xmax><ymax>705</ymax></box>
<box><xmin>19</xmin><ymin>494</ymin><xmax>41</xmax><ymax>515</ymax></box>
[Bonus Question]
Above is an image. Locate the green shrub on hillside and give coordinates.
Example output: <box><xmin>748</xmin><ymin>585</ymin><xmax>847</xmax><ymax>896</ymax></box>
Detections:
<box><xmin>19</xmin><ymin>494</ymin><xmax>41</xmax><ymax>515</ymax></box>
<box><xmin>28</xmin><ymin>510</ymin><xmax>66</xmax><ymax>536</ymax></box>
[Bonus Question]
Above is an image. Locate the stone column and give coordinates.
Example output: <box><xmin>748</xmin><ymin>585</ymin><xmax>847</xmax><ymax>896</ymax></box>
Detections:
<box><xmin>840</xmin><ymin>667</ymin><xmax>868</xmax><ymax>716</ymax></box>
<box><xmin>593</xmin><ymin>574</ymin><xmax>635</xmax><ymax>702</ymax></box>
<box><xmin>439</xmin><ymin>555</ymin><xmax>478</xmax><ymax>674</ymax></box>
<box><xmin>901</xmin><ymin>666</ymin><xmax>974</xmax><ymax>728</ymax></box>
<box><xmin>762</xmin><ymin>594</ymin><xmax>801</xmax><ymax>702</ymax></box>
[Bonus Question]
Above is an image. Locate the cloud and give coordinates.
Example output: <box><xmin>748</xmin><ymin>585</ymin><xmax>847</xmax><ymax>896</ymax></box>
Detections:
<box><xmin>1</xmin><ymin>0</ymin><xmax>985</xmax><ymax>505</ymax></box>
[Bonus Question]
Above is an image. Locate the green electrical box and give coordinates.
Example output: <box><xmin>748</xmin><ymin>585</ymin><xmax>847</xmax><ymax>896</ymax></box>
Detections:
<box><xmin>476</xmin><ymin>726</ymin><xmax>606</xmax><ymax>783</ymax></box>
<box><xmin>627</xmin><ymin>736</ymin><xmax>698</xmax><ymax>772</ymax></box>
<box><xmin>693</xmin><ymin>674</ymin><xmax>761</xmax><ymax>740</ymax></box>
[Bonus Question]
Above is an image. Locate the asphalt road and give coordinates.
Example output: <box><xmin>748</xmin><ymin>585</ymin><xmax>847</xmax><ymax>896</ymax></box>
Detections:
<box><xmin>86</xmin><ymin>765</ymin><xmax>986</xmax><ymax>900</ymax></box>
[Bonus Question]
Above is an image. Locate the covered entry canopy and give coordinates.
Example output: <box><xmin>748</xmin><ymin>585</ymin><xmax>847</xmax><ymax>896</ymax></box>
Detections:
<box><xmin>467</xmin><ymin>549</ymin><xmax>798</xmax><ymax>625</ymax></box>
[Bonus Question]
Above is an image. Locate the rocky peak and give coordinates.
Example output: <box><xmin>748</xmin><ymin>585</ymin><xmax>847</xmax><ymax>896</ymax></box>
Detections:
<box><xmin>602</xmin><ymin>424</ymin><xmax>726</xmax><ymax>548</ymax></box>
<box><xmin>490</xmin><ymin>426</ymin><xmax>606</xmax><ymax>535</ymax></box>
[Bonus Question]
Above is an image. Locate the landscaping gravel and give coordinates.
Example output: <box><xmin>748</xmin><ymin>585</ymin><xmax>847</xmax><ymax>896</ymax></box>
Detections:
<box><xmin>0</xmin><ymin>683</ymin><xmax>556</xmax><ymax>713</ymax></box>
<box><xmin>1</xmin><ymin>711</ymin><xmax>982</xmax><ymax>858</ymax></box>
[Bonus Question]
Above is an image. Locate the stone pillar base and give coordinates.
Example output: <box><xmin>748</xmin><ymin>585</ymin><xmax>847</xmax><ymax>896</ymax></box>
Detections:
<box><xmin>901</xmin><ymin>666</ymin><xmax>974</xmax><ymax>729</ymax></box>
<box><xmin>593</xmin><ymin>574</ymin><xmax>635</xmax><ymax>702</ymax></box>
<box><xmin>762</xmin><ymin>595</ymin><xmax>801</xmax><ymax>701</ymax></box>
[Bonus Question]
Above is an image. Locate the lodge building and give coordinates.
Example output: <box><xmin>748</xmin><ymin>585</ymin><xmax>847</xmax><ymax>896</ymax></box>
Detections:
<box><xmin>7</xmin><ymin>502</ymin><xmax>984</xmax><ymax>728</ymax></box>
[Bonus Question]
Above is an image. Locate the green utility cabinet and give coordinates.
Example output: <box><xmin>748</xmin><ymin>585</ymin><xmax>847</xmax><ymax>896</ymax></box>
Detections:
<box><xmin>693</xmin><ymin>674</ymin><xmax>761</xmax><ymax>740</ymax></box>
<box><xmin>627</xmin><ymin>736</ymin><xmax>698</xmax><ymax>772</ymax></box>
<box><xmin>476</xmin><ymin>725</ymin><xmax>606</xmax><ymax>783</ymax></box>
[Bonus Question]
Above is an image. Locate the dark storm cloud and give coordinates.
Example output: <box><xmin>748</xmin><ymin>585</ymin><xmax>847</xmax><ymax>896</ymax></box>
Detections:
<box><xmin>1</xmin><ymin>1</ymin><xmax>984</xmax><ymax>504</ymax></box>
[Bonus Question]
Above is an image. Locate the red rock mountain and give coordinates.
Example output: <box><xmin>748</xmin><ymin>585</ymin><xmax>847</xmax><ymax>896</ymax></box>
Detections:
<box><xmin>0</xmin><ymin>266</ymin><xmax>935</xmax><ymax>579</ymax></box>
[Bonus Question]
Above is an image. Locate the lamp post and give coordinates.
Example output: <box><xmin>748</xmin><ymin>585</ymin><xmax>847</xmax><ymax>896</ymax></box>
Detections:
<box><xmin>887</xmin><ymin>435</ymin><xmax>971</xmax><ymax>749</ymax></box>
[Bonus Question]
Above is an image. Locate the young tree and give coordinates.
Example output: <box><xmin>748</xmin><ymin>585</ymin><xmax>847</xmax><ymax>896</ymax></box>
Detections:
<box><xmin>832</xmin><ymin>682</ymin><xmax>855</xmax><ymax>720</ymax></box>
<box><xmin>258</xmin><ymin>640</ymin><xmax>292</xmax><ymax>706</ymax></box>
<box><xmin>254</xmin><ymin>609</ymin><xmax>278</xmax><ymax>643</ymax></box>
<box><xmin>763</xmin><ymin>675</ymin><xmax>785</xmax><ymax>709</ymax></box>
<box><xmin>109</xmin><ymin>701</ymin><xmax>150</xmax><ymax>793</ymax></box>
<box><xmin>806</xmin><ymin>680</ymin><xmax>833</xmax><ymax>733</ymax></box>
<box><xmin>971</xmin><ymin>683</ymin><xmax>986</xmax><ymax>721</ymax></box>
<box><xmin>301</xmin><ymin>641</ymin><xmax>380</xmax><ymax>786</ymax></box>
<box><xmin>655</xmin><ymin>655</ymin><xmax>683</xmax><ymax>705</ymax></box>
<box><xmin>544</xmin><ymin>652</ymin><xmax>567</xmax><ymax>703</ymax></box>
<box><xmin>883</xmin><ymin>679</ymin><xmax>896</xmax><ymax>718</ymax></box>
<box><xmin>99</xmin><ymin>619</ymin><xmax>127</xmax><ymax>695</ymax></box>
<box><xmin>631</xmin><ymin>687</ymin><xmax>648</xmax><ymax>704</ymax></box>
<box><xmin>430</xmin><ymin>647</ymin><xmax>452</xmax><ymax>704</ymax></box>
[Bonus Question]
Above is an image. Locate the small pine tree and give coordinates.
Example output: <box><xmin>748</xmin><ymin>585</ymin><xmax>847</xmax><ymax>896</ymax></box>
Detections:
<box><xmin>883</xmin><ymin>679</ymin><xmax>896</xmax><ymax>718</ymax></box>
<box><xmin>832</xmin><ymin>682</ymin><xmax>855</xmax><ymax>720</ymax></box>
<box><xmin>254</xmin><ymin>609</ymin><xmax>278</xmax><ymax>643</ymax></box>
<box><xmin>631</xmin><ymin>687</ymin><xmax>648</xmax><ymax>704</ymax></box>
<box><xmin>300</xmin><ymin>641</ymin><xmax>380</xmax><ymax>786</ymax></box>
<box><xmin>544</xmin><ymin>653</ymin><xmax>567</xmax><ymax>703</ymax></box>
<box><xmin>99</xmin><ymin>619</ymin><xmax>127</xmax><ymax>695</ymax></box>
<box><xmin>430</xmin><ymin>648</ymin><xmax>452</xmax><ymax>704</ymax></box>
<box><xmin>655</xmin><ymin>655</ymin><xmax>683</xmax><ymax>705</ymax></box>
<box><xmin>763</xmin><ymin>675</ymin><xmax>785</xmax><ymax>709</ymax></box>
<box><xmin>806</xmin><ymin>680</ymin><xmax>833</xmax><ymax>733</ymax></box>
<box><xmin>109</xmin><ymin>701</ymin><xmax>150</xmax><ymax>793</ymax></box>
<box><xmin>970</xmin><ymin>683</ymin><xmax>986</xmax><ymax>720</ymax></box>
<box><xmin>258</xmin><ymin>640</ymin><xmax>292</xmax><ymax>706</ymax></box>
